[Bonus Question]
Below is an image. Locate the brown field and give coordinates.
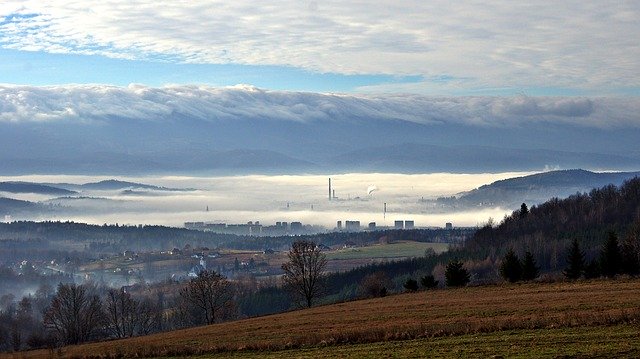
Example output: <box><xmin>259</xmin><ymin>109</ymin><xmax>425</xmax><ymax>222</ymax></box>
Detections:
<box><xmin>6</xmin><ymin>279</ymin><xmax>640</xmax><ymax>358</ymax></box>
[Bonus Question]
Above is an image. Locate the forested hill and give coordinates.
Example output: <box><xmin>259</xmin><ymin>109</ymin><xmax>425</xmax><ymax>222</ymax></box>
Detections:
<box><xmin>465</xmin><ymin>176</ymin><xmax>640</xmax><ymax>272</ymax></box>
<box><xmin>452</xmin><ymin>169</ymin><xmax>640</xmax><ymax>208</ymax></box>
<box><xmin>0</xmin><ymin>182</ymin><xmax>76</xmax><ymax>195</ymax></box>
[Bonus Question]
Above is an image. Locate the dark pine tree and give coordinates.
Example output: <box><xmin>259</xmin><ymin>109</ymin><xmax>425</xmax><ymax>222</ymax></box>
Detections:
<box><xmin>563</xmin><ymin>238</ymin><xmax>585</xmax><ymax>280</ymax></box>
<box><xmin>584</xmin><ymin>259</ymin><xmax>601</xmax><ymax>279</ymax></box>
<box><xmin>445</xmin><ymin>260</ymin><xmax>470</xmax><ymax>287</ymax></box>
<box><xmin>519</xmin><ymin>203</ymin><xmax>529</xmax><ymax>219</ymax></box>
<box><xmin>599</xmin><ymin>231</ymin><xmax>622</xmax><ymax>278</ymax></box>
<box><xmin>521</xmin><ymin>251</ymin><xmax>540</xmax><ymax>281</ymax></box>
<box><xmin>403</xmin><ymin>278</ymin><xmax>419</xmax><ymax>292</ymax></box>
<box><xmin>420</xmin><ymin>275</ymin><xmax>439</xmax><ymax>289</ymax></box>
<box><xmin>620</xmin><ymin>236</ymin><xmax>640</xmax><ymax>276</ymax></box>
<box><xmin>499</xmin><ymin>249</ymin><xmax>522</xmax><ymax>283</ymax></box>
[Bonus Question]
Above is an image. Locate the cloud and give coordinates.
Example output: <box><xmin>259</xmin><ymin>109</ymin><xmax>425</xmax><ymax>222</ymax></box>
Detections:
<box><xmin>0</xmin><ymin>84</ymin><xmax>639</xmax><ymax>128</ymax></box>
<box><xmin>0</xmin><ymin>1</ymin><xmax>639</xmax><ymax>91</ymax></box>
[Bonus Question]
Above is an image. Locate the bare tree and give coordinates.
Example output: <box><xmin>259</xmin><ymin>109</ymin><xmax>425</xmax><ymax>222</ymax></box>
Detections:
<box><xmin>358</xmin><ymin>271</ymin><xmax>392</xmax><ymax>298</ymax></box>
<box><xmin>104</xmin><ymin>288</ymin><xmax>138</xmax><ymax>338</ymax></box>
<box><xmin>43</xmin><ymin>283</ymin><xmax>104</xmax><ymax>345</ymax></box>
<box><xmin>135</xmin><ymin>296</ymin><xmax>161</xmax><ymax>335</ymax></box>
<box><xmin>179</xmin><ymin>270</ymin><xmax>233</xmax><ymax>325</ymax></box>
<box><xmin>281</xmin><ymin>240</ymin><xmax>327</xmax><ymax>308</ymax></box>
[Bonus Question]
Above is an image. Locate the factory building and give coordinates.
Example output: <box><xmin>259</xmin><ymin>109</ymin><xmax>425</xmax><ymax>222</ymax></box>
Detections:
<box><xmin>345</xmin><ymin>220</ymin><xmax>361</xmax><ymax>231</ymax></box>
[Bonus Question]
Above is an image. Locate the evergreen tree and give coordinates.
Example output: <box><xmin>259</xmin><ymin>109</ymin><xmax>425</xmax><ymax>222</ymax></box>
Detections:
<box><xmin>584</xmin><ymin>259</ymin><xmax>601</xmax><ymax>279</ymax></box>
<box><xmin>620</xmin><ymin>235</ymin><xmax>640</xmax><ymax>276</ymax></box>
<box><xmin>521</xmin><ymin>251</ymin><xmax>540</xmax><ymax>281</ymax></box>
<box><xmin>499</xmin><ymin>249</ymin><xmax>522</xmax><ymax>283</ymax></box>
<box><xmin>420</xmin><ymin>275</ymin><xmax>439</xmax><ymax>289</ymax></box>
<box><xmin>599</xmin><ymin>231</ymin><xmax>622</xmax><ymax>278</ymax></box>
<box><xmin>519</xmin><ymin>203</ymin><xmax>529</xmax><ymax>219</ymax></box>
<box><xmin>445</xmin><ymin>260</ymin><xmax>470</xmax><ymax>287</ymax></box>
<box><xmin>403</xmin><ymin>278</ymin><xmax>419</xmax><ymax>292</ymax></box>
<box><xmin>563</xmin><ymin>238</ymin><xmax>585</xmax><ymax>280</ymax></box>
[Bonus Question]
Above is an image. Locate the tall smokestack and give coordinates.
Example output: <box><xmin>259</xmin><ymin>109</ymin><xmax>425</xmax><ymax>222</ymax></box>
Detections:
<box><xmin>329</xmin><ymin>178</ymin><xmax>332</xmax><ymax>201</ymax></box>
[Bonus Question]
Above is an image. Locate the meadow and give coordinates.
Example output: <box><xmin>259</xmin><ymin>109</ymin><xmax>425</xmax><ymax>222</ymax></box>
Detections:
<box><xmin>6</xmin><ymin>279</ymin><xmax>640</xmax><ymax>358</ymax></box>
<box><xmin>325</xmin><ymin>241</ymin><xmax>449</xmax><ymax>261</ymax></box>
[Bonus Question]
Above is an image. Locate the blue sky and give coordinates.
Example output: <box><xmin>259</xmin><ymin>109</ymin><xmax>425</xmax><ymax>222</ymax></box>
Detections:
<box><xmin>0</xmin><ymin>1</ymin><xmax>638</xmax><ymax>95</ymax></box>
<box><xmin>0</xmin><ymin>48</ymin><xmax>423</xmax><ymax>93</ymax></box>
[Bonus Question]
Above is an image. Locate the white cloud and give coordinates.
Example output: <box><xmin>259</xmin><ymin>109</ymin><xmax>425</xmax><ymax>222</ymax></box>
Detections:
<box><xmin>0</xmin><ymin>84</ymin><xmax>639</xmax><ymax>128</ymax></box>
<box><xmin>0</xmin><ymin>1</ymin><xmax>638</xmax><ymax>91</ymax></box>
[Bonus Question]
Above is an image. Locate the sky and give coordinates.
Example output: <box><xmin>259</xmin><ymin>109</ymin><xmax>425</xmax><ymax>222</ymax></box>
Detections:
<box><xmin>0</xmin><ymin>1</ymin><xmax>638</xmax><ymax>95</ymax></box>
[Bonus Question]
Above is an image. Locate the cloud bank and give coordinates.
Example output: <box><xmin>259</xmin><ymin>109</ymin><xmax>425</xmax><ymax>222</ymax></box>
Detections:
<box><xmin>0</xmin><ymin>84</ymin><xmax>639</xmax><ymax>129</ymax></box>
<box><xmin>0</xmin><ymin>1</ymin><xmax>638</xmax><ymax>91</ymax></box>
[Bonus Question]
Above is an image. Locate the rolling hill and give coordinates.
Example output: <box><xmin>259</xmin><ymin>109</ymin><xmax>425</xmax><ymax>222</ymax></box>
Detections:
<box><xmin>447</xmin><ymin>169</ymin><xmax>640</xmax><ymax>208</ymax></box>
<box><xmin>10</xmin><ymin>280</ymin><xmax>640</xmax><ymax>358</ymax></box>
<box><xmin>0</xmin><ymin>197</ymin><xmax>50</xmax><ymax>216</ymax></box>
<box><xmin>0</xmin><ymin>182</ymin><xmax>76</xmax><ymax>195</ymax></box>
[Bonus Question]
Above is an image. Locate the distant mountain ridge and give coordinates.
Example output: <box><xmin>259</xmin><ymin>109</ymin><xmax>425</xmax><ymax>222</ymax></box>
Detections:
<box><xmin>449</xmin><ymin>169</ymin><xmax>640</xmax><ymax>209</ymax></box>
<box><xmin>0</xmin><ymin>182</ymin><xmax>76</xmax><ymax>195</ymax></box>
<box><xmin>332</xmin><ymin>144</ymin><xmax>639</xmax><ymax>173</ymax></box>
<box><xmin>1</xmin><ymin>86</ymin><xmax>640</xmax><ymax>174</ymax></box>
<box><xmin>79</xmin><ymin>179</ymin><xmax>184</xmax><ymax>191</ymax></box>
<box><xmin>0</xmin><ymin>197</ymin><xmax>50</xmax><ymax>216</ymax></box>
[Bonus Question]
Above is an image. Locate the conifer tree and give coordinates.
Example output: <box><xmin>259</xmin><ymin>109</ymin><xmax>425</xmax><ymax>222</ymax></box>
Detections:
<box><xmin>445</xmin><ymin>260</ymin><xmax>470</xmax><ymax>287</ymax></box>
<box><xmin>420</xmin><ymin>275</ymin><xmax>439</xmax><ymax>289</ymax></box>
<box><xmin>563</xmin><ymin>238</ymin><xmax>585</xmax><ymax>280</ymax></box>
<box><xmin>521</xmin><ymin>251</ymin><xmax>540</xmax><ymax>281</ymax></box>
<box><xmin>584</xmin><ymin>259</ymin><xmax>601</xmax><ymax>279</ymax></box>
<box><xmin>499</xmin><ymin>249</ymin><xmax>522</xmax><ymax>283</ymax></box>
<box><xmin>620</xmin><ymin>235</ymin><xmax>640</xmax><ymax>276</ymax></box>
<box><xmin>403</xmin><ymin>278</ymin><xmax>419</xmax><ymax>292</ymax></box>
<box><xmin>600</xmin><ymin>231</ymin><xmax>622</xmax><ymax>278</ymax></box>
<box><xmin>519</xmin><ymin>203</ymin><xmax>529</xmax><ymax>219</ymax></box>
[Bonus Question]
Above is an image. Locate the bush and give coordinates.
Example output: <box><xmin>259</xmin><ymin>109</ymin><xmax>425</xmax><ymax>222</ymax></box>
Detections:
<box><xmin>358</xmin><ymin>272</ymin><xmax>392</xmax><ymax>298</ymax></box>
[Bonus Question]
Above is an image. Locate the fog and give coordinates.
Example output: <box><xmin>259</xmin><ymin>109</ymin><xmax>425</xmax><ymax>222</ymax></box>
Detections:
<box><xmin>0</xmin><ymin>172</ymin><xmax>532</xmax><ymax>228</ymax></box>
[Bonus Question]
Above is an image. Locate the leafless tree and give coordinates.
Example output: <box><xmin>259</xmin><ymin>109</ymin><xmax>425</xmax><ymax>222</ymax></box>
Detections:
<box><xmin>281</xmin><ymin>240</ymin><xmax>327</xmax><ymax>308</ymax></box>
<box><xmin>358</xmin><ymin>271</ymin><xmax>392</xmax><ymax>298</ymax></box>
<box><xmin>43</xmin><ymin>283</ymin><xmax>104</xmax><ymax>345</ymax></box>
<box><xmin>179</xmin><ymin>270</ymin><xmax>233</xmax><ymax>325</ymax></box>
<box><xmin>104</xmin><ymin>288</ymin><xmax>138</xmax><ymax>338</ymax></box>
<box><xmin>135</xmin><ymin>296</ymin><xmax>161</xmax><ymax>335</ymax></box>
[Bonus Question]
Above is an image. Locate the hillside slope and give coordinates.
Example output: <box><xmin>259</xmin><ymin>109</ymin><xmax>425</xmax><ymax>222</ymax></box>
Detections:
<box><xmin>10</xmin><ymin>280</ymin><xmax>640</xmax><ymax>358</ymax></box>
<box><xmin>0</xmin><ymin>182</ymin><xmax>76</xmax><ymax>195</ymax></box>
<box><xmin>453</xmin><ymin>169</ymin><xmax>640</xmax><ymax>208</ymax></box>
<box><xmin>461</xmin><ymin>176</ymin><xmax>640</xmax><ymax>276</ymax></box>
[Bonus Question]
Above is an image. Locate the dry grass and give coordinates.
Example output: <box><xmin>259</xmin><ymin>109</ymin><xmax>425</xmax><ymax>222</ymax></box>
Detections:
<box><xmin>6</xmin><ymin>279</ymin><xmax>640</xmax><ymax>358</ymax></box>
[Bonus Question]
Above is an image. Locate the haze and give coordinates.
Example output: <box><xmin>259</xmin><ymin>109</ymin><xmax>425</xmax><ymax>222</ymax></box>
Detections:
<box><xmin>0</xmin><ymin>172</ymin><xmax>528</xmax><ymax>228</ymax></box>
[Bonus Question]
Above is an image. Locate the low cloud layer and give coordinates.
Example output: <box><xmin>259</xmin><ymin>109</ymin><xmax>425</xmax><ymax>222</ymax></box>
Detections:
<box><xmin>0</xmin><ymin>84</ymin><xmax>638</xmax><ymax>128</ymax></box>
<box><xmin>0</xmin><ymin>172</ymin><xmax>520</xmax><ymax>227</ymax></box>
<box><xmin>0</xmin><ymin>1</ymin><xmax>638</xmax><ymax>92</ymax></box>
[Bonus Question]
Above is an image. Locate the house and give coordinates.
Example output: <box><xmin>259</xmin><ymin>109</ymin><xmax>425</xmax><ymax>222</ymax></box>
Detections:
<box><xmin>316</xmin><ymin>244</ymin><xmax>331</xmax><ymax>251</ymax></box>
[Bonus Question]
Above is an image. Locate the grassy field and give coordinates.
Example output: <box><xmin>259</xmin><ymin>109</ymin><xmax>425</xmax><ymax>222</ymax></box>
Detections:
<box><xmin>189</xmin><ymin>325</ymin><xmax>640</xmax><ymax>358</ymax></box>
<box><xmin>7</xmin><ymin>279</ymin><xmax>640</xmax><ymax>358</ymax></box>
<box><xmin>325</xmin><ymin>241</ymin><xmax>449</xmax><ymax>261</ymax></box>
